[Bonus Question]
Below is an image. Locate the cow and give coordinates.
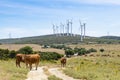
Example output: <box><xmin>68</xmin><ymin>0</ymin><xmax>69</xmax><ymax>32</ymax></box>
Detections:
<box><xmin>60</xmin><ymin>57</ymin><xmax>67</xmax><ymax>67</ymax></box>
<box><xmin>16</xmin><ymin>53</ymin><xmax>25</xmax><ymax>67</ymax></box>
<box><xmin>23</xmin><ymin>54</ymin><xmax>40</xmax><ymax>70</ymax></box>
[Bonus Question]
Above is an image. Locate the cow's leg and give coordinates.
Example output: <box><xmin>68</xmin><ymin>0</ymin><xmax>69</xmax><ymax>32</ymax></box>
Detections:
<box><xmin>61</xmin><ymin>63</ymin><xmax>62</xmax><ymax>67</ymax></box>
<box><xmin>19</xmin><ymin>62</ymin><xmax>21</xmax><ymax>67</ymax></box>
<box><xmin>29</xmin><ymin>64</ymin><xmax>32</xmax><ymax>70</ymax></box>
<box><xmin>16</xmin><ymin>60</ymin><xmax>18</xmax><ymax>67</ymax></box>
<box><xmin>63</xmin><ymin>63</ymin><xmax>65</xmax><ymax>67</ymax></box>
<box><xmin>35</xmin><ymin>62</ymin><xmax>39</xmax><ymax>70</ymax></box>
<box><xmin>26</xmin><ymin>63</ymin><xmax>28</xmax><ymax>68</ymax></box>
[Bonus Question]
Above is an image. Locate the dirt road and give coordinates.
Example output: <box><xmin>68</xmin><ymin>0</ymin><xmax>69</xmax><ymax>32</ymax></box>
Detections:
<box><xmin>26</xmin><ymin>66</ymin><xmax>80</xmax><ymax>80</ymax></box>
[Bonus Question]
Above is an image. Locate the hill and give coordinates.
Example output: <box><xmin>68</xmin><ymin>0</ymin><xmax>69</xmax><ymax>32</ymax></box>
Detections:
<box><xmin>0</xmin><ymin>34</ymin><xmax>120</xmax><ymax>44</ymax></box>
<box><xmin>100</xmin><ymin>36</ymin><xmax>120</xmax><ymax>40</ymax></box>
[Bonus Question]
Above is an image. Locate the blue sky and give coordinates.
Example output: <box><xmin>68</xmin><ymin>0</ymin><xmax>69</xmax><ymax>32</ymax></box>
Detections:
<box><xmin>0</xmin><ymin>0</ymin><xmax>120</xmax><ymax>39</ymax></box>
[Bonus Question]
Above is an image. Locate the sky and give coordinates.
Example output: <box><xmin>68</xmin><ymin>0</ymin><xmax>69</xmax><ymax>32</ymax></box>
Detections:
<box><xmin>0</xmin><ymin>0</ymin><xmax>120</xmax><ymax>39</ymax></box>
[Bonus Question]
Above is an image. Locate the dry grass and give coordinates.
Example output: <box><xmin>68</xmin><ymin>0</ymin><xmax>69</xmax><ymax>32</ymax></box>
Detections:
<box><xmin>0</xmin><ymin>44</ymin><xmax>64</xmax><ymax>54</ymax></box>
<box><xmin>0</xmin><ymin>59</ymin><xmax>28</xmax><ymax>80</ymax></box>
<box><xmin>64</xmin><ymin>44</ymin><xmax>120</xmax><ymax>80</ymax></box>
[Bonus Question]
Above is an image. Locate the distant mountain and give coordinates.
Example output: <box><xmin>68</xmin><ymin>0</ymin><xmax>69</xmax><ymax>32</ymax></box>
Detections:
<box><xmin>100</xmin><ymin>36</ymin><xmax>120</xmax><ymax>40</ymax></box>
<box><xmin>0</xmin><ymin>34</ymin><xmax>120</xmax><ymax>44</ymax></box>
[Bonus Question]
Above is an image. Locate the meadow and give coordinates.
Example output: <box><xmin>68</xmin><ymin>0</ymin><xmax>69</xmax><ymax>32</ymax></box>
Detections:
<box><xmin>0</xmin><ymin>59</ymin><xmax>28</xmax><ymax>80</ymax></box>
<box><xmin>0</xmin><ymin>44</ymin><xmax>120</xmax><ymax>80</ymax></box>
<box><xmin>64</xmin><ymin>44</ymin><xmax>120</xmax><ymax>80</ymax></box>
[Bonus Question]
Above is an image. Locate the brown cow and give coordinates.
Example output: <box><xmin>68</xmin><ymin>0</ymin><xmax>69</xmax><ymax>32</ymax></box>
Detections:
<box><xmin>24</xmin><ymin>54</ymin><xmax>40</xmax><ymax>70</ymax></box>
<box><xmin>16</xmin><ymin>54</ymin><xmax>25</xmax><ymax>67</ymax></box>
<box><xmin>60</xmin><ymin>57</ymin><xmax>67</xmax><ymax>67</ymax></box>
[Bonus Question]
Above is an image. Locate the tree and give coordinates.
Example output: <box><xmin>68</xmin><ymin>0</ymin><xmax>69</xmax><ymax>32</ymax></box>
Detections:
<box><xmin>18</xmin><ymin>46</ymin><xmax>33</xmax><ymax>54</ymax></box>
<box><xmin>9</xmin><ymin>50</ymin><xmax>17</xmax><ymax>58</ymax></box>
<box><xmin>78</xmin><ymin>48</ymin><xmax>87</xmax><ymax>55</ymax></box>
<box><xmin>100</xmin><ymin>48</ymin><xmax>105</xmax><ymax>52</ymax></box>
<box><xmin>65</xmin><ymin>49</ymin><xmax>74</xmax><ymax>57</ymax></box>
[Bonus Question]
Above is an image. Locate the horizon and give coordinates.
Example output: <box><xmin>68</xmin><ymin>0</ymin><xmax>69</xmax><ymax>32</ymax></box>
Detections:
<box><xmin>0</xmin><ymin>0</ymin><xmax>120</xmax><ymax>39</ymax></box>
<box><xmin>0</xmin><ymin>33</ymin><xmax>120</xmax><ymax>40</ymax></box>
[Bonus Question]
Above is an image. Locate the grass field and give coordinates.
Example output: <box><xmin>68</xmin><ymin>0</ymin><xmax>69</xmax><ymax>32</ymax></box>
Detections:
<box><xmin>64</xmin><ymin>44</ymin><xmax>120</xmax><ymax>80</ymax></box>
<box><xmin>0</xmin><ymin>44</ymin><xmax>120</xmax><ymax>80</ymax></box>
<box><xmin>0</xmin><ymin>59</ymin><xmax>28</xmax><ymax>80</ymax></box>
<box><xmin>0</xmin><ymin>44</ymin><xmax>64</xmax><ymax>54</ymax></box>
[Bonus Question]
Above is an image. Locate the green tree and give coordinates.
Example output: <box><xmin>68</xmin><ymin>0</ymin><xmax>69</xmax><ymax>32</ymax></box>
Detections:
<box><xmin>18</xmin><ymin>46</ymin><xmax>33</xmax><ymax>54</ymax></box>
<box><xmin>65</xmin><ymin>49</ymin><xmax>74</xmax><ymax>57</ymax></box>
<box><xmin>100</xmin><ymin>48</ymin><xmax>105</xmax><ymax>52</ymax></box>
<box><xmin>9</xmin><ymin>50</ymin><xmax>17</xmax><ymax>58</ymax></box>
<box><xmin>78</xmin><ymin>48</ymin><xmax>87</xmax><ymax>55</ymax></box>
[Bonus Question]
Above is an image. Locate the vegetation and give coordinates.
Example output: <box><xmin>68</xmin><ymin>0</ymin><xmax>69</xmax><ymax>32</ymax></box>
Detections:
<box><xmin>40</xmin><ymin>52</ymin><xmax>63</xmax><ymax>61</ymax></box>
<box><xmin>0</xmin><ymin>60</ymin><xmax>28</xmax><ymax>80</ymax></box>
<box><xmin>0</xmin><ymin>34</ymin><xmax>120</xmax><ymax>45</ymax></box>
<box><xmin>48</xmin><ymin>75</ymin><xmax>62</xmax><ymax>80</ymax></box>
<box><xmin>0</xmin><ymin>44</ymin><xmax>120</xmax><ymax>80</ymax></box>
<box><xmin>63</xmin><ymin>44</ymin><xmax>120</xmax><ymax>80</ymax></box>
<box><xmin>64</xmin><ymin>57</ymin><xmax>120</xmax><ymax>80</ymax></box>
<box><xmin>100</xmin><ymin>48</ymin><xmax>105</xmax><ymax>52</ymax></box>
<box><xmin>65</xmin><ymin>49</ymin><xmax>74</xmax><ymax>57</ymax></box>
<box><xmin>18</xmin><ymin>46</ymin><xmax>33</xmax><ymax>54</ymax></box>
<box><xmin>0</xmin><ymin>49</ymin><xmax>17</xmax><ymax>60</ymax></box>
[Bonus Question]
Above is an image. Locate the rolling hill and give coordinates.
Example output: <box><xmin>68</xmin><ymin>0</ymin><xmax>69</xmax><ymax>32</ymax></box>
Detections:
<box><xmin>0</xmin><ymin>34</ymin><xmax>120</xmax><ymax>44</ymax></box>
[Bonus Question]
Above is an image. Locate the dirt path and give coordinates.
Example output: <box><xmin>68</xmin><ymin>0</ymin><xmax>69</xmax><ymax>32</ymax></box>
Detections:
<box><xmin>49</xmin><ymin>68</ymin><xmax>80</xmax><ymax>80</ymax></box>
<box><xmin>26</xmin><ymin>66</ymin><xmax>80</xmax><ymax>80</ymax></box>
<box><xmin>26</xmin><ymin>66</ymin><xmax>48</xmax><ymax>80</ymax></box>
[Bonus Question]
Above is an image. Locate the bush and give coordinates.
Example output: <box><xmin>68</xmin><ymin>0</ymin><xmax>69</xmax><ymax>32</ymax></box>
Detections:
<box><xmin>88</xmin><ymin>48</ymin><xmax>97</xmax><ymax>53</ymax></box>
<box><xmin>78</xmin><ymin>48</ymin><xmax>87</xmax><ymax>55</ymax></box>
<box><xmin>100</xmin><ymin>48</ymin><xmax>105</xmax><ymax>52</ymax></box>
<box><xmin>40</xmin><ymin>52</ymin><xmax>63</xmax><ymax>60</ymax></box>
<box><xmin>0</xmin><ymin>49</ymin><xmax>9</xmax><ymax>60</ymax></box>
<box><xmin>18</xmin><ymin>46</ymin><xmax>33</xmax><ymax>54</ymax></box>
<box><xmin>65</xmin><ymin>49</ymin><xmax>74</xmax><ymax>57</ymax></box>
<box><xmin>74</xmin><ymin>47</ymin><xmax>80</xmax><ymax>53</ymax></box>
<box><xmin>9</xmin><ymin>50</ymin><xmax>17</xmax><ymax>58</ymax></box>
<box><xmin>50</xmin><ymin>45</ymin><xmax>66</xmax><ymax>49</ymax></box>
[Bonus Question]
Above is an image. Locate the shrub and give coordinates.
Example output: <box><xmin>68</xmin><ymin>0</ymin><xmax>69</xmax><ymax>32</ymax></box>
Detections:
<box><xmin>74</xmin><ymin>47</ymin><xmax>80</xmax><ymax>53</ymax></box>
<box><xmin>65</xmin><ymin>49</ymin><xmax>74</xmax><ymax>57</ymax></box>
<box><xmin>18</xmin><ymin>46</ymin><xmax>33</xmax><ymax>54</ymax></box>
<box><xmin>88</xmin><ymin>48</ymin><xmax>97</xmax><ymax>53</ymax></box>
<box><xmin>78</xmin><ymin>48</ymin><xmax>87</xmax><ymax>55</ymax></box>
<box><xmin>100</xmin><ymin>48</ymin><xmax>105</xmax><ymax>52</ymax></box>
<box><xmin>40</xmin><ymin>52</ymin><xmax>63</xmax><ymax>60</ymax></box>
<box><xmin>0</xmin><ymin>49</ymin><xmax>9</xmax><ymax>60</ymax></box>
<box><xmin>9</xmin><ymin>50</ymin><xmax>17</xmax><ymax>58</ymax></box>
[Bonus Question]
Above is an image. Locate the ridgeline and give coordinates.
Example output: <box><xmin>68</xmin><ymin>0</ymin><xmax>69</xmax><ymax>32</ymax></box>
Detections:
<box><xmin>0</xmin><ymin>34</ymin><xmax>120</xmax><ymax>44</ymax></box>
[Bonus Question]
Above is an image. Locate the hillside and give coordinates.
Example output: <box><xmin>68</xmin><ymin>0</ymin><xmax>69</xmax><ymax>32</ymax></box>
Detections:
<box><xmin>0</xmin><ymin>34</ymin><xmax>120</xmax><ymax>44</ymax></box>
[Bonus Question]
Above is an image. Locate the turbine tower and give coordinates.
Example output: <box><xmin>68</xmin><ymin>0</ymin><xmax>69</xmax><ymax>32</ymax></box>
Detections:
<box><xmin>52</xmin><ymin>24</ymin><xmax>55</xmax><ymax>35</ymax></box>
<box><xmin>56</xmin><ymin>25</ymin><xmax>59</xmax><ymax>36</ymax></box>
<box><xmin>69</xmin><ymin>19</ymin><xmax>73</xmax><ymax>36</ymax></box>
<box><xmin>79</xmin><ymin>20</ymin><xmax>83</xmax><ymax>41</ymax></box>
<box><xmin>83</xmin><ymin>23</ymin><xmax>86</xmax><ymax>39</ymax></box>
<box><xmin>60</xmin><ymin>23</ymin><xmax>64</xmax><ymax>36</ymax></box>
<box><xmin>66</xmin><ymin>20</ymin><xmax>70</xmax><ymax>36</ymax></box>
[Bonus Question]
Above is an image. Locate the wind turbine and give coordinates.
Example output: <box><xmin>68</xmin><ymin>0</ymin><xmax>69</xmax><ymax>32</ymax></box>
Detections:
<box><xmin>79</xmin><ymin>20</ymin><xmax>83</xmax><ymax>41</ymax></box>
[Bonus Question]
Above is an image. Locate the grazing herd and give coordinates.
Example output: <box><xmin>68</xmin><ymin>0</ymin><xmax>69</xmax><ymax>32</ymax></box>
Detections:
<box><xmin>16</xmin><ymin>53</ymin><xmax>66</xmax><ymax>70</ymax></box>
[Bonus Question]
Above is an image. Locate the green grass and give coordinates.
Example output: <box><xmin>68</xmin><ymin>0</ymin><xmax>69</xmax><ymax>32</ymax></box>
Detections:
<box><xmin>0</xmin><ymin>59</ymin><xmax>61</xmax><ymax>80</ymax></box>
<box><xmin>48</xmin><ymin>75</ymin><xmax>62</xmax><ymax>80</ymax></box>
<box><xmin>64</xmin><ymin>56</ymin><xmax>120</xmax><ymax>80</ymax></box>
<box><xmin>0</xmin><ymin>59</ymin><xmax>28</xmax><ymax>80</ymax></box>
